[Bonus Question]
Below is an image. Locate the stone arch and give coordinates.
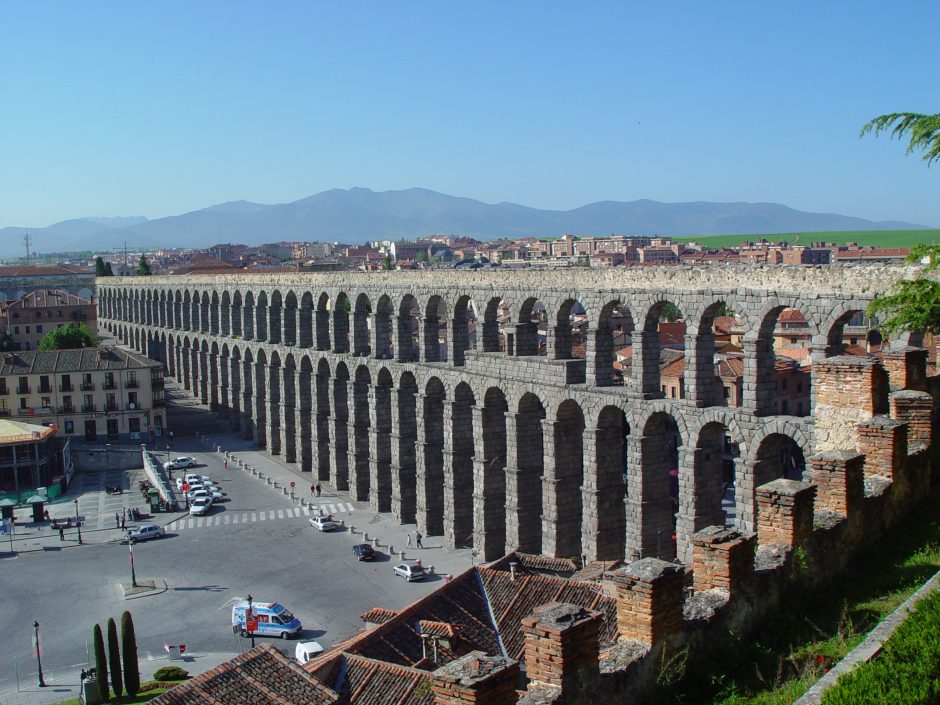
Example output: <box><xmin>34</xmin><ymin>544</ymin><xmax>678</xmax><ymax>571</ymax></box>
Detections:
<box><xmin>182</xmin><ymin>290</ymin><xmax>192</xmax><ymax>330</ymax></box>
<box><xmin>231</xmin><ymin>291</ymin><xmax>243</xmax><ymax>337</ymax></box>
<box><xmin>745</xmin><ymin>300</ymin><xmax>817</xmax><ymax>417</ymax></box>
<box><xmin>199</xmin><ymin>290</ymin><xmax>210</xmax><ymax>332</ymax></box>
<box><xmin>315</xmin><ymin>293</ymin><xmax>331</xmax><ymax>351</ymax></box>
<box><xmin>478</xmin><ymin>387</ymin><xmax>509</xmax><ymax>561</ymax></box>
<box><xmin>424</xmin><ymin>295</ymin><xmax>449</xmax><ymax>362</ymax></box>
<box><xmin>822</xmin><ymin>302</ymin><xmax>880</xmax><ymax>356</ymax></box>
<box><xmin>683</xmin><ymin>299</ymin><xmax>736</xmax><ymax>407</ymax></box>
<box><xmin>255</xmin><ymin>291</ymin><xmax>268</xmax><ymax>342</ymax></box>
<box><xmin>350</xmin><ymin>365</ymin><xmax>372</xmax><ymax>501</ymax></box>
<box><xmin>243</xmin><ymin>291</ymin><xmax>256</xmax><ymax>341</ymax></box>
<box><xmin>373</xmin><ymin>367</ymin><xmax>394</xmax><ymax>512</ymax></box>
<box><xmin>517</xmin><ymin>297</ymin><xmax>547</xmax><ymax>356</ymax></box>
<box><xmin>297</xmin><ymin>354</ymin><xmax>314</xmax><ymax>472</ymax></box>
<box><xmin>553</xmin><ymin>298</ymin><xmax>588</xmax><ymax>360</ymax></box>
<box><xmin>482</xmin><ymin>297</ymin><xmax>509</xmax><ymax>353</ymax></box>
<box><xmin>543</xmin><ymin>399</ymin><xmax>585</xmax><ymax>559</ymax></box>
<box><xmin>269</xmin><ymin>290</ymin><xmax>283</xmax><ymax>344</ymax></box>
<box><xmin>331</xmin><ymin>361</ymin><xmax>351</xmax><ymax>490</ymax></box>
<box><xmin>253</xmin><ymin>348</ymin><xmax>268</xmax><ymax>447</ymax></box>
<box><xmin>688</xmin><ymin>420</ymin><xmax>743</xmax><ymax>537</ymax></box>
<box><xmin>449</xmin><ymin>382</ymin><xmax>476</xmax><ymax>548</ymax></box>
<box><xmin>592</xmin><ymin>405</ymin><xmax>629</xmax><ymax>561</ymax></box>
<box><xmin>396</xmin><ymin>371</ymin><xmax>419</xmax><ymax>524</ymax></box>
<box><xmin>283</xmin><ymin>290</ymin><xmax>298</xmax><ymax>346</ymax></box>
<box><xmin>353</xmin><ymin>293</ymin><xmax>373</xmax><ymax>357</ymax></box>
<box><xmin>397</xmin><ymin>294</ymin><xmax>421</xmax><ymax>362</ymax></box>
<box><xmin>513</xmin><ymin>392</ymin><xmax>546</xmax><ymax>555</ymax></box>
<box><xmin>452</xmin><ymin>295</ymin><xmax>479</xmax><ymax>365</ymax></box>
<box><xmin>420</xmin><ymin>377</ymin><xmax>446</xmax><ymax>537</ymax></box>
<box><xmin>298</xmin><ymin>292</ymin><xmax>314</xmax><ymax>348</ymax></box>
<box><xmin>635</xmin><ymin>298</ymin><xmax>686</xmax><ymax>400</ymax></box>
<box><xmin>281</xmin><ymin>352</ymin><xmax>297</xmax><ymax>463</ymax></box>
<box><xmin>334</xmin><ymin>292</ymin><xmax>351</xmax><ymax>354</ymax></box>
<box><xmin>220</xmin><ymin>291</ymin><xmax>231</xmax><ymax>336</ymax></box>
<box><xmin>589</xmin><ymin>299</ymin><xmax>635</xmax><ymax>387</ymax></box>
<box><xmin>639</xmin><ymin>410</ymin><xmax>682</xmax><ymax>560</ymax></box>
<box><xmin>315</xmin><ymin>358</ymin><xmax>332</xmax><ymax>481</ymax></box>
<box><xmin>374</xmin><ymin>295</ymin><xmax>394</xmax><ymax>359</ymax></box>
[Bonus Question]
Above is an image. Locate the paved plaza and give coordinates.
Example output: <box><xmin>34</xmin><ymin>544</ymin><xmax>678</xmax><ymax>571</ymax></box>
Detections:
<box><xmin>0</xmin><ymin>431</ymin><xmax>475</xmax><ymax>705</ymax></box>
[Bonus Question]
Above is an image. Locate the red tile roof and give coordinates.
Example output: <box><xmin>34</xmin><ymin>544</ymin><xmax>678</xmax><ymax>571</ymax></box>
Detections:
<box><xmin>321</xmin><ymin>654</ymin><xmax>435</xmax><ymax>705</ymax></box>
<box><xmin>361</xmin><ymin>607</ymin><xmax>399</xmax><ymax>624</ymax></box>
<box><xmin>419</xmin><ymin>620</ymin><xmax>459</xmax><ymax>638</ymax></box>
<box><xmin>149</xmin><ymin>643</ymin><xmax>338</xmax><ymax>705</ymax></box>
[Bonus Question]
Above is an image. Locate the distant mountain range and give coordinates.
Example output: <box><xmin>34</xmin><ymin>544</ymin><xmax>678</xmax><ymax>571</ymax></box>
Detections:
<box><xmin>0</xmin><ymin>187</ymin><xmax>929</xmax><ymax>257</ymax></box>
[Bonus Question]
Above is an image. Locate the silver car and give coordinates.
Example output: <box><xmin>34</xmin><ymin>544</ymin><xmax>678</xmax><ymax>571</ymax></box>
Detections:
<box><xmin>126</xmin><ymin>523</ymin><xmax>165</xmax><ymax>542</ymax></box>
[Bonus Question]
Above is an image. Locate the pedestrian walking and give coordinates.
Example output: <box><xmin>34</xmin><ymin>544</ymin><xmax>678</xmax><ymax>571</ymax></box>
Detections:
<box><xmin>315</xmin><ymin>483</ymin><xmax>321</xmax><ymax>497</ymax></box>
<box><xmin>58</xmin><ymin>526</ymin><xmax>65</xmax><ymax>541</ymax></box>
<box><xmin>224</xmin><ymin>459</ymin><xmax>229</xmax><ymax>470</ymax></box>
<box><xmin>310</xmin><ymin>483</ymin><xmax>316</xmax><ymax>496</ymax></box>
<box><xmin>415</xmin><ymin>531</ymin><xmax>424</xmax><ymax>549</ymax></box>
<box><xmin>407</xmin><ymin>532</ymin><xmax>413</xmax><ymax>548</ymax></box>
<box><xmin>115</xmin><ymin>512</ymin><xmax>120</xmax><ymax>528</ymax></box>
<box><xmin>121</xmin><ymin>514</ymin><xmax>126</xmax><ymax>530</ymax></box>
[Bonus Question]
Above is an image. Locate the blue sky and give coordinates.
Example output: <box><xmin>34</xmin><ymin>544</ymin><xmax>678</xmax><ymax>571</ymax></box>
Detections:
<box><xmin>1</xmin><ymin>1</ymin><xmax>938</xmax><ymax>228</ymax></box>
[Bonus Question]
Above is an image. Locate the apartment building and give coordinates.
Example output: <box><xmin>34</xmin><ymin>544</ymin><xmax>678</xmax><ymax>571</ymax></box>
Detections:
<box><xmin>0</xmin><ymin>289</ymin><xmax>97</xmax><ymax>351</ymax></box>
<box><xmin>0</xmin><ymin>347</ymin><xmax>165</xmax><ymax>444</ymax></box>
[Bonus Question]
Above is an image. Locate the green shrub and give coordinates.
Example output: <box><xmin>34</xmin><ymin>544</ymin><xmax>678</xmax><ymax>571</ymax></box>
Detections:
<box><xmin>822</xmin><ymin>590</ymin><xmax>940</xmax><ymax>705</ymax></box>
<box><xmin>153</xmin><ymin>666</ymin><xmax>190</xmax><ymax>682</ymax></box>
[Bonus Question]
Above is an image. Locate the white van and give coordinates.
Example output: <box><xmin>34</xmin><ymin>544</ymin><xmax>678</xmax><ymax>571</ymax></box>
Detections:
<box><xmin>231</xmin><ymin>599</ymin><xmax>302</xmax><ymax>639</ymax></box>
<box><xmin>294</xmin><ymin>641</ymin><xmax>324</xmax><ymax>664</ymax></box>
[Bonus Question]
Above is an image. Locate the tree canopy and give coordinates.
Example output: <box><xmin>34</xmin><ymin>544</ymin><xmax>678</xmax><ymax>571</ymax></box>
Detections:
<box><xmin>37</xmin><ymin>323</ymin><xmax>98</xmax><ymax>350</ymax></box>
<box><xmin>95</xmin><ymin>256</ymin><xmax>112</xmax><ymax>277</ymax></box>
<box><xmin>861</xmin><ymin>112</ymin><xmax>940</xmax><ymax>337</ymax></box>
<box><xmin>860</xmin><ymin>112</ymin><xmax>940</xmax><ymax>166</ymax></box>
<box><xmin>136</xmin><ymin>254</ymin><xmax>152</xmax><ymax>276</ymax></box>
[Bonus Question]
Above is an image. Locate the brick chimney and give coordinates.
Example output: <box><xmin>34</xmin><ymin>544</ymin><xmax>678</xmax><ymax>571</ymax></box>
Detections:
<box><xmin>605</xmin><ymin>558</ymin><xmax>686</xmax><ymax>647</ymax></box>
<box><xmin>807</xmin><ymin>451</ymin><xmax>864</xmax><ymax>518</ymax></box>
<box><xmin>755</xmin><ymin>479</ymin><xmax>816</xmax><ymax>547</ymax></box>
<box><xmin>691</xmin><ymin>526</ymin><xmax>755</xmax><ymax>597</ymax></box>
<box><xmin>521</xmin><ymin>602</ymin><xmax>602</xmax><ymax>693</ymax></box>
<box><xmin>430</xmin><ymin>651</ymin><xmax>519</xmax><ymax>705</ymax></box>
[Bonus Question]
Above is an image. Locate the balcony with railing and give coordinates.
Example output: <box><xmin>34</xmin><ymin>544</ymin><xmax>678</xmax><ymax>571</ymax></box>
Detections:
<box><xmin>60</xmin><ymin>382</ymin><xmax>74</xmax><ymax>392</ymax></box>
<box><xmin>82</xmin><ymin>402</ymin><xmax>96</xmax><ymax>412</ymax></box>
<box><xmin>39</xmin><ymin>385</ymin><xmax>52</xmax><ymax>394</ymax></box>
<box><xmin>103</xmin><ymin>380</ymin><xmax>117</xmax><ymax>390</ymax></box>
<box><xmin>0</xmin><ymin>409</ymin><xmax>11</xmax><ymax>417</ymax></box>
<box><xmin>105</xmin><ymin>401</ymin><xmax>118</xmax><ymax>412</ymax></box>
<box><xmin>125</xmin><ymin>379</ymin><xmax>139</xmax><ymax>389</ymax></box>
<box><xmin>59</xmin><ymin>405</ymin><xmax>75</xmax><ymax>414</ymax></box>
<box><xmin>16</xmin><ymin>385</ymin><xmax>30</xmax><ymax>395</ymax></box>
<box><xmin>80</xmin><ymin>381</ymin><xmax>95</xmax><ymax>391</ymax></box>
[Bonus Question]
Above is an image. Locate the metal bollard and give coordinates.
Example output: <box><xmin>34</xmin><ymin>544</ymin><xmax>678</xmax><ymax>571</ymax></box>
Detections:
<box><xmin>429</xmin><ymin>565</ymin><xmax>435</xmax><ymax>575</ymax></box>
<box><xmin>274</xmin><ymin>481</ymin><xmax>280</xmax><ymax>488</ymax></box>
<box><xmin>372</xmin><ymin>537</ymin><xmax>378</xmax><ymax>548</ymax></box>
<box><xmin>399</xmin><ymin>550</ymin><xmax>405</xmax><ymax>560</ymax></box>
<box><xmin>363</xmin><ymin>532</ymin><xmax>369</xmax><ymax>541</ymax></box>
<box><xmin>389</xmin><ymin>545</ymin><xmax>394</xmax><ymax>554</ymax></box>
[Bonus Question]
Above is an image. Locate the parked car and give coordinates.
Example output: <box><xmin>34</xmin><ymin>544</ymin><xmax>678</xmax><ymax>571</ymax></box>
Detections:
<box><xmin>188</xmin><ymin>488</ymin><xmax>223</xmax><ymax>502</ymax></box>
<box><xmin>352</xmin><ymin>543</ymin><xmax>376</xmax><ymax>561</ymax></box>
<box><xmin>294</xmin><ymin>641</ymin><xmax>324</xmax><ymax>664</ymax></box>
<box><xmin>164</xmin><ymin>456</ymin><xmax>197</xmax><ymax>470</ymax></box>
<box><xmin>393</xmin><ymin>561</ymin><xmax>426</xmax><ymax>582</ymax></box>
<box><xmin>126</xmin><ymin>523</ymin><xmax>165</xmax><ymax>542</ymax></box>
<box><xmin>190</xmin><ymin>498</ymin><xmax>212</xmax><ymax>516</ymax></box>
<box><xmin>309</xmin><ymin>515</ymin><xmax>338</xmax><ymax>531</ymax></box>
<box><xmin>184</xmin><ymin>473</ymin><xmax>210</xmax><ymax>484</ymax></box>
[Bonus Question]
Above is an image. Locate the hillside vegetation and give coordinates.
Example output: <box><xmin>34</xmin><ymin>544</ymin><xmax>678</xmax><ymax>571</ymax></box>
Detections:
<box><xmin>677</xmin><ymin>229</ymin><xmax>940</xmax><ymax>249</ymax></box>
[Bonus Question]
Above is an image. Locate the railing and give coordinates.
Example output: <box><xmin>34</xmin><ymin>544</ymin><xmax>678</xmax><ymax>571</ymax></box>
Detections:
<box><xmin>0</xmin><ymin>387</ymin><xmax>8</xmax><ymax>395</ymax></box>
<box><xmin>60</xmin><ymin>383</ymin><xmax>74</xmax><ymax>392</ymax></box>
<box><xmin>16</xmin><ymin>386</ymin><xmax>30</xmax><ymax>395</ymax></box>
<box><xmin>103</xmin><ymin>381</ymin><xmax>117</xmax><ymax>390</ymax></box>
<box><xmin>125</xmin><ymin>379</ymin><xmax>139</xmax><ymax>389</ymax></box>
<box><xmin>0</xmin><ymin>409</ymin><xmax>11</xmax><ymax>417</ymax></box>
<box><xmin>81</xmin><ymin>382</ymin><xmax>95</xmax><ymax>391</ymax></box>
<box><xmin>105</xmin><ymin>402</ymin><xmax>118</xmax><ymax>411</ymax></box>
<box><xmin>59</xmin><ymin>406</ymin><xmax>75</xmax><ymax>413</ymax></box>
<box><xmin>153</xmin><ymin>398</ymin><xmax>166</xmax><ymax>408</ymax></box>
<box><xmin>39</xmin><ymin>386</ymin><xmax>52</xmax><ymax>394</ymax></box>
<box><xmin>82</xmin><ymin>403</ymin><xmax>96</xmax><ymax>412</ymax></box>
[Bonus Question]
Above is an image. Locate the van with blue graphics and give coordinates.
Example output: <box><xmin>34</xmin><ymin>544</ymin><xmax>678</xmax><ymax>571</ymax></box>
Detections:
<box><xmin>231</xmin><ymin>599</ymin><xmax>302</xmax><ymax>639</ymax></box>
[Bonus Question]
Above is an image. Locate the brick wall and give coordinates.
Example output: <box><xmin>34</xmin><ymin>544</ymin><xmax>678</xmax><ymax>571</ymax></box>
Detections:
<box><xmin>756</xmin><ymin>479</ymin><xmax>816</xmax><ymax>547</ymax></box>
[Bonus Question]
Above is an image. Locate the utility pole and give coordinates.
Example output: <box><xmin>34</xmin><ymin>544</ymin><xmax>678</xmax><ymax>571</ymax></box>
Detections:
<box><xmin>123</xmin><ymin>242</ymin><xmax>128</xmax><ymax>267</ymax></box>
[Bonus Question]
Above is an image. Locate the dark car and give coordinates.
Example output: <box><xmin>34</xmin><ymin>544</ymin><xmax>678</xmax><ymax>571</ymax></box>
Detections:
<box><xmin>352</xmin><ymin>543</ymin><xmax>376</xmax><ymax>561</ymax></box>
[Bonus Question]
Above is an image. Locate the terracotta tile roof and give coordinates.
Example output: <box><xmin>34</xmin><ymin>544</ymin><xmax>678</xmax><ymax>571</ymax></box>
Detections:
<box><xmin>319</xmin><ymin>654</ymin><xmax>434</xmax><ymax>705</ymax></box>
<box><xmin>149</xmin><ymin>643</ymin><xmax>338</xmax><ymax>705</ymax></box>
<box><xmin>419</xmin><ymin>620</ymin><xmax>459</xmax><ymax>638</ymax></box>
<box><xmin>306</xmin><ymin>568</ymin><xmax>501</xmax><ymax>672</ymax></box>
<box><xmin>361</xmin><ymin>607</ymin><xmax>399</xmax><ymax>624</ymax></box>
<box><xmin>777</xmin><ymin>308</ymin><xmax>807</xmax><ymax>323</ymax></box>
<box><xmin>661</xmin><ymin>356</ymin><xmax>686</xmax><ymax>378</ymax></box>
<box><xmin>657</xmin><ymin>321</ymin><xmax>686</xmax><ymax>345</ymax></box>
<box><xmin>0</xmin><ymin>265</ymin><xmax>85</xmax><ymax>277</ymax></box>
<box><xmin>775</xmin><ymin>348</ymin><xmax>811</xmax><ymax>363</ymax></box>
<box><xmin>8</xmin><ymin>289</ymin><xmax>92</xmax><ymax>308</ymax></box>
<box><xmin>479</xmin><ymin>566</ymin><xmax>617</xmax><ymax>661</ymax></box>
<box><xmin>490</xmin><ymin>551</ymin><xmax>580</xmax><ymax>574</ymax></box>
<box><xmin>717</xmin><ymin>357</ymin><xmax>744</xmax><ymax>379</ymax></box>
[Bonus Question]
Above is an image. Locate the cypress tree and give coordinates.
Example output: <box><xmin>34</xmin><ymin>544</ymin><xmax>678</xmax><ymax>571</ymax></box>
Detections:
<box><xmin>95</xmin><ymin>256</ymin><xmax>108</xmax><ymax>277</ymax></box>
<box><xmin>120</xmin><ymin>610</ymin><xmax>140</xmax><ymax>696</ymax></box>
<box><xmin>107</xmin><ymin>617</ymin><xmax>123</xmax><ymax>698</ymax></box>
<box><xmin>92</xmin><ymin>623</ymin><xmax>110</xmax><ymax>701</ymax></box>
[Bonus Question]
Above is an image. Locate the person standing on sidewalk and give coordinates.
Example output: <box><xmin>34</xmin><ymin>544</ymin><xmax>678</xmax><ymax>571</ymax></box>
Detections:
<box><xmin>407</xmin><ymin>532</ymin><xmax>413</xmax><ymax>549</ymax></box>
<box><xmin>316</xmin><ymin>483</ymin><xmax>321</xmax><ymax>497</ymax></box>
<box><xmin>59</xmin><ymin>526</ymin><xmax>65</xmax><ymax>541</ymax></box>
<box><xmin>115</xmin><ymin>512</ymin><xmax>120</xmax><ymax>528</ymax></box>
<box><xmin>415</xmin><ymin>531</ymin><xmax>423</xmax><ymax>549</ymax></box>
<box><xmin>310</xmin><ymin>483</ymin><xmax>316</xmax><ymax>497</ymax></box>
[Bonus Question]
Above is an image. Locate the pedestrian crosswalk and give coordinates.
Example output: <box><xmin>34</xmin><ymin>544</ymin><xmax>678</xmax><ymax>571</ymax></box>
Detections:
<box><xmin>164</xmin><ymin>502</ymin><xmax>357</xmax><ymax>531</ymax></box>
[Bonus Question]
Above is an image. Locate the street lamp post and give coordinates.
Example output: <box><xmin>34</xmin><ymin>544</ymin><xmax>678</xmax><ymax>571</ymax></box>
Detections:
<box><xmin>33</xmin><ymin>621</ymin><xmax>45</xmax><ymax>687</ymax></box>
<box><xmin>128</xmin><ymin>537</ymin><xmax>138</xmax><ymax>587</ymax></box>
<box><xmin>247</xmin><ymin>594</ymin><xmax>255</xmax><ymax>648</ymax></box>
<box><xmin>74</xmin><ymin>499</ymin><xmax>82</xmax><ymax>544</ymax></box>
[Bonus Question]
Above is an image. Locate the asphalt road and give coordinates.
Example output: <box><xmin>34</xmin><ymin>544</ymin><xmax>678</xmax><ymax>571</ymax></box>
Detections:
<box><xmin>0</xmin><ymin>447</ymin><xmax>446</xmax><ymax>690</ymax></box>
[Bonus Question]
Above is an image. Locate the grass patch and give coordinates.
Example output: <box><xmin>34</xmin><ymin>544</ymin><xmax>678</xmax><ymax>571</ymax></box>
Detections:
<box><xmin>821</xmin><ymin>589</ymin><xmax>940</xmax><ymax>705</ymax></box>
<box><xmin>52</xmin><ymin>679</ymin><xmax>187</xmax><ymax>705</ymax></box>
<box><xmin>675</xmin><ymin>229</ymin><xmax>940</xmax><ymax>249</ymax></box>
<box><xmin>644</xmin><ymin>489</ymin><xmax>940</xmax><ymax>705</ymax></box>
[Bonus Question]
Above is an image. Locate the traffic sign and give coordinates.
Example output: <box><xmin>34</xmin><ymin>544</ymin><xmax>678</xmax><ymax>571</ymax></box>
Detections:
<box><xmin>246</xmin><ymin>618</ymin><xmax>259</xmax><ymax>633</ymax></box>
<box><xmin>290</xmin><ymin>481</ymin><xmax>295</xmax><ymax>488</ymax></box>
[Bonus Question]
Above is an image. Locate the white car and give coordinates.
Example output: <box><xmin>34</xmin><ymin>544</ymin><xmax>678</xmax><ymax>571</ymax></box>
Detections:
<box><xmin>393</xmin><ymin>562</ymin><xmax>427</xmax><ymax>582</ymax></box>
<box><xmin>188</xmin><ymin>487</ymin><xmax>223</xmax><ymax>502</ymax></box>
<box><xmin>190</xmin><ymin>497</ymin><xmax>212</xmax><ymax>516</ymax></box>
<box><xmin>165</xmin><ymin>456</ymin><xmax>197</xmax><ymax>470</ymax></box>
<box><xmin>309</xmin><ymin>515</ymin><xmax>338</xmax><ymax>531</ymax></box>
<box><xmin>125</xmin><ymin>523</ymin><xmax>165</xmax><ymax>542</ymax></box>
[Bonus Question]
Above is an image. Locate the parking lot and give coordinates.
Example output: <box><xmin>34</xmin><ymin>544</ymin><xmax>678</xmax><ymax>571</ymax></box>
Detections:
<box><xmin>0</xmin><ymin>436</ymin><xmax>473</xmax><ymax>704</ymax></box>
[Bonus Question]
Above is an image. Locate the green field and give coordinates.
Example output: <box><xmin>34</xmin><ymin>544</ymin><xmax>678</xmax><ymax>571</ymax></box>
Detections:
<box><xmin>675</xmin><ymin>229</ymin><xmax>940</xmax><ymax>249</ymax></box>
